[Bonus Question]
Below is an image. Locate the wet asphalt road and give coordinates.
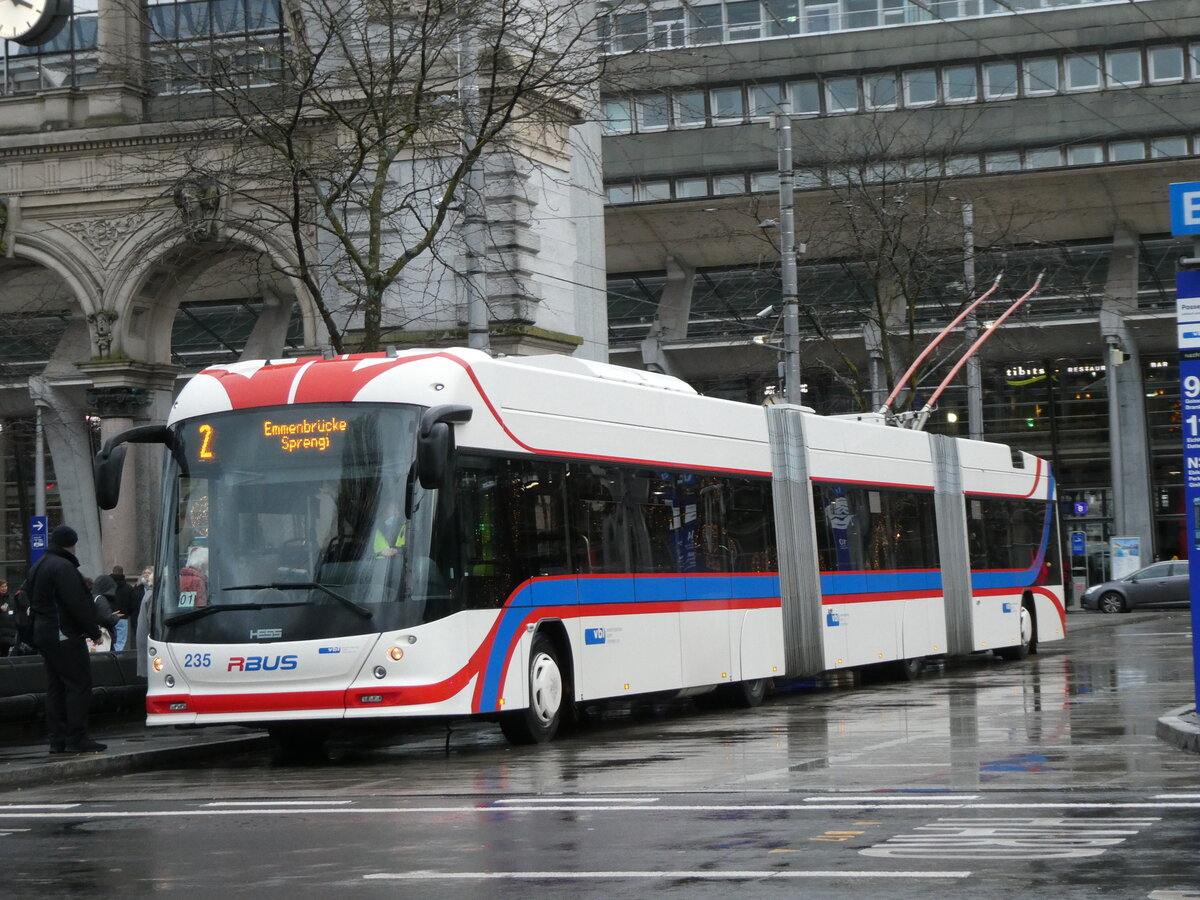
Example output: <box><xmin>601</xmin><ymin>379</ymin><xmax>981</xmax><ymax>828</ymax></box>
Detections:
<box><xmin>1</xmin><ymin>609</ymin><xmax>1198</xmax><ymax>897</ymax></box>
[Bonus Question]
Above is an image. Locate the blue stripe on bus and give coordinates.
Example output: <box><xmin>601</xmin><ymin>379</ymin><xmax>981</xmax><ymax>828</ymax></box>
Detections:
<box><xmin>477</xmin><ymin>573</ymin><xmax>781</xmax><ymax>711</ymax></box>
<box><xmin>818</xmin><ymin>570</ymin><xmax>944</xmax><ymax>594</ymax></box>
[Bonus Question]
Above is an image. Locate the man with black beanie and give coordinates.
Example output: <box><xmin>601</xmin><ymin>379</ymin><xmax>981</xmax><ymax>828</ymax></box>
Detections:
<box><xmin>26</xmin><ymin>524</ymin><xmax>106</xmax><ymax>754</ymax></box>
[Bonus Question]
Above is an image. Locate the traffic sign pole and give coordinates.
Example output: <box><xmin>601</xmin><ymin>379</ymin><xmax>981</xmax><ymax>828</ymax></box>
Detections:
<box><xmin>1172</xmin><ymin>181</ymin><xmax>1200</xmax><ymax>710</ymax></box>
<box><xmin>29</xmin><ymin>515</ymin><xmax>47</xmax><ymax>566</ymax></box>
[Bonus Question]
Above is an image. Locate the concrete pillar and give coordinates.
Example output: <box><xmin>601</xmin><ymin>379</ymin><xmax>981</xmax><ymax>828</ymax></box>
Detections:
<box><xmin>27</xmin><ymin>377</ymin><xmax>104</xmax><ymax>576</ymax></box>
<box><xmin>240</xmin><ymin>288</ymin><xmax>295</xmax><ymax>360</ymax></box>
<box><xmin>640</xmin><ymin>256</ymin><xmax>694</xmax><ymax>377</ymax></box>
<box><xmin>1100</xmin><ymin>225</ymin><xmax>1155</xmax><ymax>559</ymax></box>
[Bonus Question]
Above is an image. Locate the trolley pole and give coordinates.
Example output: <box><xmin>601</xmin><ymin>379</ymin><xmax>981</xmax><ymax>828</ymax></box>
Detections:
<box><xmin>774</xmin><ymin>105</ymin><xmax>801</xmax><ymax>404</ymax></box>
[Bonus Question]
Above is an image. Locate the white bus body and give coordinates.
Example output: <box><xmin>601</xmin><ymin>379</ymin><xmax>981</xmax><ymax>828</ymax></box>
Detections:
<box><xmin>105</xmin><ymin>348</ymin><xmax>1062</xmax><ymax>743</ymax></box>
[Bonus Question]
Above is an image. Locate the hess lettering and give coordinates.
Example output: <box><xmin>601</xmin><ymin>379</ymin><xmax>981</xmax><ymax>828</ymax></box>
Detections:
<box><xmin>227</xmin><ymin>655</ymin><xmax>299</xmax><ymax>672</ymax></box>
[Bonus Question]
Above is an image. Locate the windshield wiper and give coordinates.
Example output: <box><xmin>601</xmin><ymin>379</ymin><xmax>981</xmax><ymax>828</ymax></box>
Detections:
<box><xmin>164</xmin><ymin>601</ymin><xmax>306</xmax><ymax>627</ymax></box>
<box><xmin>223</xmin><ymin>582</ymin><xmax>373</xmax><ymax>619</ymax></box>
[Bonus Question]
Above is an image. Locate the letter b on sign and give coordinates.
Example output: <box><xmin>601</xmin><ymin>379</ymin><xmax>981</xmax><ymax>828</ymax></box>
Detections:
<box><xmin>1170</xmin><ymin>182</ymin><xmax>1200</xmax><ymax>235</ymax></box>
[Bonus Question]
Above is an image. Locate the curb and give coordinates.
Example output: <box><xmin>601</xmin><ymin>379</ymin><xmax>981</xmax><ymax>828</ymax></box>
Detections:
<box><xmin>0</xmin><ymin>733</ymin><xmax>270</xmax><ymax>791</ymax></box>
<box><xmin>1156</xmin><ymin>704</ymin><xmax>1200</xmax><ymax>754</ymax></box>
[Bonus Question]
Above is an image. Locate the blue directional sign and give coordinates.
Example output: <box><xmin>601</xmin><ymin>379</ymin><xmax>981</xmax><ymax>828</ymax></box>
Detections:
<box><xmin>29</xmin><ymin>515</ymin><xmax>47</xmax><ymax>565</ymax></box>
<box><xmin>1070</xmin><ymin>532</ymin><xmax>1086</xmax><ymax>556</ymax></box>
<box><xmin>1176</xmin><ymin>267</ymin><xmax>1200</xmax><ymax>707</ymax></box>
<box><xmin>1073</xmin><ymin>501</ymin><xmax>1089</xmax><ymax>516</ymax></box>
<box><xmin>1170</xmin><ymin>181</ymin><xmax>1200</xmax><ymax>235</ymax></box>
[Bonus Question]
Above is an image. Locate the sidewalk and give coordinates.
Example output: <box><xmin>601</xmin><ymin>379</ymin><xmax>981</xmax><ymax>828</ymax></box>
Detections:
<box><xmin>0</xmin><ymin>714</ymin><xmax>268</xmax><ymax>791</ymax></box>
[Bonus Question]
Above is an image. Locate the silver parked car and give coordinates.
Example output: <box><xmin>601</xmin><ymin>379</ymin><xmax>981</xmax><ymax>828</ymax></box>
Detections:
<box><xmin>1080</xmin><ymin>560</ymin><xmax>1190</xmax><ymax>613</ymax></box>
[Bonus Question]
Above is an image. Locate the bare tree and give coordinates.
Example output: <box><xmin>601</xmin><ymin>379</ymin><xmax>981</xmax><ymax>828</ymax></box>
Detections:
<box><xmin>148</xmin><ymin>0</ymin><xmax>610</xmax><ymax>352</ymax></box>
<box><xmin>777</xmin><ymin>110</ymin><xmax>1026</xmax><ymax>412</ymax></box>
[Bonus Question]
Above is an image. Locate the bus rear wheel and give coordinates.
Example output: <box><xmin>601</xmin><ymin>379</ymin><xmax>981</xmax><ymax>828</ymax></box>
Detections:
<box><xmin>719</xmin><ymin>677</ymin><xmax>768</xmax><ymax>709</ymax></box>
<box><xmin>997</xmin><ymin>603</ymin><xmax>1034</xmax><ymax>661</ymax></box>
<box><xmin>499</xmin><ymin>633</ymin><xmax>567</xmax><ymax>745</ymax></box>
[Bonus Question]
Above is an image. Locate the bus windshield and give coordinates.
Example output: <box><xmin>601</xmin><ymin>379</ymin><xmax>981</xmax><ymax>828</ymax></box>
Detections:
<box><xmin>154</xmin><ymin>402</ymin><xmax>443</xmax><ymax>644</ymax></box>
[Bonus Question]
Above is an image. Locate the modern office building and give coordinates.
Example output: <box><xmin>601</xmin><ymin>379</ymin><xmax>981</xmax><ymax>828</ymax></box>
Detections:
<box><xmin>599</xmin><ymin>0</ymin><xmax>1199</xmax><ymax>579</ymax></box>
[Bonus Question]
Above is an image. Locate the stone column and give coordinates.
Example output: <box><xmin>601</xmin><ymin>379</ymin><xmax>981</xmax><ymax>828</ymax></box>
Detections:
<box><xmin>79</xmin><ymin>362</ymin><xmax>180</xmax><ymax>573</ymax></box>
<box><xmin>27</xmin><ymin>377</ymin><xmax>105</xmax><ymax>576</ymax></box>
<box><xmin>85</xmin><ymin>0</ymin><xmax>147</xmax><ymax>125</ymax></box>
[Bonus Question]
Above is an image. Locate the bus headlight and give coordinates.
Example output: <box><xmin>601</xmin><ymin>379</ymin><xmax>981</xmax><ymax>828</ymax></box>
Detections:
<box><xmin>152</xmin><ymin>657</ymin><xmax>164</xmax><ymax>672</ymax></box>
<box><xmin>373</xmin><ymin>666</ymin><xmax>387</xmax><ymax>679</ymax></box>
<box><xmin>387</xmin><ymin>646</ymin><xmax>404</xmax><ymax>661</ymax></box>
<box><xmin>164</xmin><ymin>675</ymin><xmax>175</xmax><ymax>688</ymax></box>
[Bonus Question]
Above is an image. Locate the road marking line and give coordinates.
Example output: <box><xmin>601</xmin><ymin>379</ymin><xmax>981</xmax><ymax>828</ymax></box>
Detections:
<box><xmin>204</xmin><ymin>801</ymin><xmax>354</xmax><ymax>808</ymax></box>
<box><xmin>0</xmin><ymin>804</ymin><xmax>79</xmax><ymax>810</ymax></box>
<box><xmin>492</xmin><ymin>798</ymin><xmax>659</xmax><ymax>805</ymax></box>
<box><xmin>362</xmin><ymin>869</ymin><xmax>973</xmax><ymax>881</ymax></box>
<box><xmin>0</xmin><ymin>802</ymin><xmax>1197</xmax><ymax>820</ymax></box>
<box><xmin>801</xmin><ymin>801</ymin><xmax>979</xmax><ymax>806</ymax></box>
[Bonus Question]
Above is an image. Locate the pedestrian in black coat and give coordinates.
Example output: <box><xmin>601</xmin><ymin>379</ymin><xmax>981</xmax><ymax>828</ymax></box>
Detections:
<box><xmin>26</xmin><ymin>525</ymin><xmax>107</xmax><ymax>754</ymax></box>
<box><xmin>110</xmin><ymin>566</ymin><xmax>138</xmax><ymax>651</ymax></box>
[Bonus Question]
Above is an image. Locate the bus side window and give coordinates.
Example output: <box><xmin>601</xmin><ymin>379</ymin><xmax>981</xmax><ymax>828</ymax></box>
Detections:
<box><xmin>567</xmin><ymin>465</ymin><xmax>628</xmax><ymax>575</ymax></box>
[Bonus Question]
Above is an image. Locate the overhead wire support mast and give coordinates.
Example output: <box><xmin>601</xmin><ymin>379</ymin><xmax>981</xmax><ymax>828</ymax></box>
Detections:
<box><xmin>877</xmin><ymin>272</ymin><xmax>1004</xmax><ymax>422</ymax></box>
<box><xmin>910</xmin><ymin>272</ymin><xmax>1045</xmax><ymax>432</ymax></box>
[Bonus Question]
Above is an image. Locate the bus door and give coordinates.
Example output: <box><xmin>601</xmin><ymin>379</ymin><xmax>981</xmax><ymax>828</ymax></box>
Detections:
<box><xmin>569</xmin><ymin>466</ymin><xmax>681</xmax><ymax>698</ymax></box>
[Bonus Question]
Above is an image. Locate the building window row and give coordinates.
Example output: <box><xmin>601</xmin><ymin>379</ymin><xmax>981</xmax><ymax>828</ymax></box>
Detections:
<box><xmin>600</xmin><ymin>0</ymin><xmax>1130</xmax><ymax>54</ymax></box>
<box><xmin>601</xmin><ymin>42</ymin><xmax>1200</xmax><ymax>134</ymax></box>
<box><xmin>604</xmin><ymin>133</ymin><xmax>1199</xmax><ymax>205</ymax></box>
<box><xmin>1</xmin><ymin>0</ymin><xmax>284</xmax><ymax>96</ymax></box>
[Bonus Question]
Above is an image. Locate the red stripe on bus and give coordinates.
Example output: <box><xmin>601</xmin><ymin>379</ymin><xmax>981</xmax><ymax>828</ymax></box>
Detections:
<box><xmin>147</xmin><ymin>690</ymin><xmax>344</xmax><ymax>716</ymax></box>
<box><xmin>975</xmin><ymin>585</ymin><xmax>1066</xmax><ymax>631</ymax></box>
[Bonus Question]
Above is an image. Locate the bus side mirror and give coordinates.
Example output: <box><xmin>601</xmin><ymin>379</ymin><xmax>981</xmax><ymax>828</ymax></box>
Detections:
<box><xmin>416</xmin><ymin>405</ymin><xmax>473</xmax><ymax>490</ymax></box>
<box><xmin>93</xmin><ymin>425</ymin><xmax>174</xmax><ymax>510</ymax></box>
<box><xmin>94</xmin><ymin>444</ymin><xmax>128</xmax><ymax>511</ymax></box>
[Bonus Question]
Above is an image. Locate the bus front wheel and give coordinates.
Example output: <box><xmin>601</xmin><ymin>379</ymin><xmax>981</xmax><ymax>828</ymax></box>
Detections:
<box><xmin>499</xmin><ymin>633</ymin><xmax>566</xmax><ymax>745</ymax></box>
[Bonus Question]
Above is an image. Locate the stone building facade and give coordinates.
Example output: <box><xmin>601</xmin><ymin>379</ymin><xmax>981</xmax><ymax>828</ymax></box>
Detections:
<box><xmin>0</xmin><ymin>0</ymin><xmax>608</xmax><ymax>580</ymax></box>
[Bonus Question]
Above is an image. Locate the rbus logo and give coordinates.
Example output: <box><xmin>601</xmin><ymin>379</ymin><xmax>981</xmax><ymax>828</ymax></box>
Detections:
<box><xmin>228</xmin><ymin>655</ymin><xmax>299</xmax><ymax>672</ymax></box>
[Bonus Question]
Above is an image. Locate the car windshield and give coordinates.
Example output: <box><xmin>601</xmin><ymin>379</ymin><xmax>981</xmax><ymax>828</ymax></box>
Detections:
<box><xmin>152</xmin><ymin>402</ymin><xmax>444</xmax><ymax>644</ymax></box>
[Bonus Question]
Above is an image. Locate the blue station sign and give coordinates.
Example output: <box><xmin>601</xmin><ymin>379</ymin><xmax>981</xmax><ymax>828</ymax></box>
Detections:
<box><xmin>1176</xmin><ymin>266</ymin><xmax>1200</xmax><ymax>707</ymax></box>
<box><xmin>1170</xmin><ymin>181</ymin><xmax>1200</xmax><ymax>236</ymax></box>
<box><xmin>29</xmin><ymin>515</ymin><xmax>47</xmax><ymax>566</ymax></box>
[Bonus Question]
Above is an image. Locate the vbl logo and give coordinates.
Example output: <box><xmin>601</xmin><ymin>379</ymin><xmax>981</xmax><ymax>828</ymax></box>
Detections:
<box><xmin>584</xmin><ymin>627</ymin><xmax>606</xmax><ymax>645</ymax></box>
<box><xmin>228</xmin><ymin>655</ymin><xmax>298</xmax><ymax>672</ymax></box>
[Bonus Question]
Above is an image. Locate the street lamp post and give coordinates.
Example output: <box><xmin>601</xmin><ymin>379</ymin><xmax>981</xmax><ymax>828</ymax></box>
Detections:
<box><xmin>773</xmin><ymin>105</ymin><xmax>801</xmax><ymax>405</ymax></box>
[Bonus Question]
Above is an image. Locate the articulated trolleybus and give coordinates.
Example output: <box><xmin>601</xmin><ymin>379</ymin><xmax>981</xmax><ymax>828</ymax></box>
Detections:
<box><xmin>95</xmin><ymin>348</ymin><xmax>1064</xmax><ymax>746</ymax></box>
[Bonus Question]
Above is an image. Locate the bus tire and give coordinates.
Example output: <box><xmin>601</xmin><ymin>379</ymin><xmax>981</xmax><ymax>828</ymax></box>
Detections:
<box><xmin>899</xmin><ymin>656</ymin><xmax>925</xmax><ymax>680</ymax></box>
<box><xmin>499</xmin><ymin>633</ymin><xmax>566</xmax><ymax>745</ymax></box>
<box><xmin>721</xmin><ymin>677</ymin><xmax>768</xmax><ymax>709</ymax></box>
<box><xmin>997</xmin><ymin>603</ymin><xmax>1034</xmax><ymax>661</ymax></box>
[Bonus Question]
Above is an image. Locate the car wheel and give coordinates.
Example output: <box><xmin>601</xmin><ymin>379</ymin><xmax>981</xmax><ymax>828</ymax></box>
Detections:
<box><xmin>1098</xmin><ymin>591</ymin><xmax>1127</xmax><ymax>614</ymax></box>
<box><xmin>499</xmin><ymin>633</ymin><xmax>567</xmax><ymax>745</ymax></box>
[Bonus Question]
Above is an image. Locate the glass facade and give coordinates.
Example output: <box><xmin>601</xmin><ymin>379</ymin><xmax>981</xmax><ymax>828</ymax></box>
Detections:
<box><xmin>0</xmin><ymin>0</ymin><xmax>285</xmax><ymax>96</ymax></box>
<box><xmin>609</xmin><ymin>238</ymin><xmax>1188</xmax><ymax>575</ymax></box>
<box><xmin>600</xmin><ymin>0</ymin><xmax>1131</xmax><ymax>54</ymax></box>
